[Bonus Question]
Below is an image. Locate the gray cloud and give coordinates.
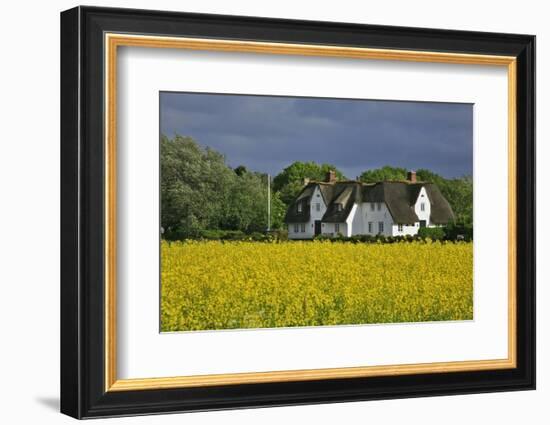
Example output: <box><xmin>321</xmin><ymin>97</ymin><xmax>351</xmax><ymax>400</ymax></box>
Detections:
<box><xmin>160</xmin><ymin>92</ymin><xmax>473</xmax><ymax>179</ymax></box>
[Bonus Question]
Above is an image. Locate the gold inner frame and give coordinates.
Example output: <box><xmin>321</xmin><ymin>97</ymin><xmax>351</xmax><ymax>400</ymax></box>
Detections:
<box><xmin>104</xmin><ymin>33</ymin><xmax>517</xmax><ymax>392</ymax></box>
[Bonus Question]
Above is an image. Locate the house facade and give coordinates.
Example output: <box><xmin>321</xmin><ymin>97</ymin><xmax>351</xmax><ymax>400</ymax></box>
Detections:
<box><xmin>284</xmin><ymin>171</ymin><xmax>454</xmax><ymax>239</ymax></box>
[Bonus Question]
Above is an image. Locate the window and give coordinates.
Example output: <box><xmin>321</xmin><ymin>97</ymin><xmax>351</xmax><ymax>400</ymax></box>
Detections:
<box><xmin>336</xmin><ymin>203</ymin><xmax>343</xmax><ymax>212</ymax></box>
<box><xmin>377</xmin><ymin>202</ymin><xmax>382</xmax><ymax>211</ymax></box>
<box><xmin>420</xmin><ymin>202</ymin><xmax>425</xmax><ymax>212</ymax></box>
<box><xmin>378</xmin><ymin>221</ymin><xmax>384</xmax><ymax>233</ymax></box>
<box><xmin>335</xmin><ymin>223</ymin><xmax>340</xmax><ymax>233</ymax></box>
<box><xmin>370</xmin><ymin>203</ymin><xmax>375</xmax><ymax>211</ymax></box>
<box><xmin>316</xmin><ymin>203</ymin><xmax>321</xmax><ymax>212</ymax></box>
<box><xmin>368</xmin><ymin>222</ymin><xmax>373</xmax><ymax>233</ymax></box>
<box><xmin>293</xmin><ymin>224</ymin><xmax>299</xmax><ymax>232</ymax></box>
<box><xmin>300</xmin><ymin>223</ymin><xmax>306</xmax><ymax>232</ymax></box>
<box><xmin>398</xmin><ymin>224</ymin><xmax>403</xmax><ymax>232</ymax></box>
<box><xmin>297</xmin><ymin>202</ymin><xmax>302</xmax><ymax>213</ymax></box>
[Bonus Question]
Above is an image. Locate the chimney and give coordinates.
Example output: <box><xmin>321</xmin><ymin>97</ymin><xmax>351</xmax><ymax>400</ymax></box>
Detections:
<box><xmin>303</xmin><ymin>177</ymin><xmax>310</xmax><ymax>186</ymax></box>
<box><xmin>407</xmin><ymin>170</ymin><xmax>417</xmax><ymax>183</ymax></box>
<box><xmin>325</xmin><ymin>170</ymin><xmax>337</xmax><ymax>183</ymax></box>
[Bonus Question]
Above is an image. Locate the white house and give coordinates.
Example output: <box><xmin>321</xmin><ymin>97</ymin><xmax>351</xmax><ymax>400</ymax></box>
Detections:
<box><xmin>285</xmin><ymin>170</ymin><xmax>454</xmax><ymax>239</ymax></box>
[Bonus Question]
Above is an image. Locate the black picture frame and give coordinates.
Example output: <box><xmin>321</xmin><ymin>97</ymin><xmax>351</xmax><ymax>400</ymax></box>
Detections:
<box><xmin>60</xmin><ymin>5</ymin><xmax>535</xmax><ymax>419</ymax></box>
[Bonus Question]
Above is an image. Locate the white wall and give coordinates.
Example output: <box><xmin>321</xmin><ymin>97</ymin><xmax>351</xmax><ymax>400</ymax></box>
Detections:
<box><xmin>322</xmin><ymin>222</ymin><xmax>347</xmax><ymax>237</ymax></box>
<box><xmin>361</xmin><ymin>202</ymin><xmax>395</xmax><ymax>236</ymax></box>
<box><xmin>391</xmin><ymin>223</ymin><xmax>419</xmax><ymax>237</ymax></box>
<box><xmin>288</xmin><ymin>221</ymin><xmax>315</xmax><ymax>239</ymax></box>
<box><xmin>309</xmin><ymin>185</ymin><xmax>327</xmax><ymax>222</ymax></box>
<box><xmin>349</xmin><ymin>203</ymin><xmax>362</xmax><ymax>236</ymax></box>
<box><xmin>414</xmin><ymin>187</ymin><xmax>431</xmax><ymax>226</ymax></box>
<box><xmin>0</xmin><ymin>1</ymin><xmax>546</xmax><ymax>425</ymax></box>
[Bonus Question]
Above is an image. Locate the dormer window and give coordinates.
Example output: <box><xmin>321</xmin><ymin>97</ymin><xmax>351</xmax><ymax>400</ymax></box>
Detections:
<box><xmin>297</xmin><ymin>202</ymin><xmax>303</xmax><ymax>213</ymax></box>
<box><xmin>336</xmin><ymin>203</ymin><xmax>343</xmax><ymax>212</ymax></box>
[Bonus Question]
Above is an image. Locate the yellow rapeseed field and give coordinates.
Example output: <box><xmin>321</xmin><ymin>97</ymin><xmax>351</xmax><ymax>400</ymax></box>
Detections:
<box><xmin>161</xmin><ymin>240</ymin><xmax>473</xmax><ymax>332</ymax></box>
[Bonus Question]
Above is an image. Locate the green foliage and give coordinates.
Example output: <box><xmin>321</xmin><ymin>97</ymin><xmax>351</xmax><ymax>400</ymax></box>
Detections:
<box><xmin>359</xmin><ymin>165</ymin><xmax>408</xmax><ymax>183</ymax></box>
<box><xmin>161</xmin><ymin>135</ymin><xmax>285</xmax><ymax>240</ymax></box>
<box><xmin>234</xmin><ymin>165</ymin><xmax>248</xmax><ymax>176</ymax></box>
<box><xmin>198</xmin><ymin>229</ymin><xmax>288</xmax><ymax>242</ymax></box>
<box><xmin>199</xmin><ymin>229</ymin><xmax>244</xmax><ymax>240</ymax></box>
<box><xmin>269</xmin><ymin>229</ymin><xmax>289</xmax><ymax>241</ymax></box>
<box><xmin>161</xmin><ymin>134</ymin><xmax>234</xmax><ymax>239</ymax></box>
<box><xmin>161</xmin><ymin>135</ymin><xmax>473</xmax><ymax>241</ymax></box>
<box><xmin>444</xmin><ymin>222</ymin><xmax>473</xmax><ymax>242</ymax></box>
<box><xmin>313</xmin><ymin>229</ymin><xmax>473</xmax><ymax>244</ymax></box>
<box><xmin>417</xmin><ymin>226</ymin><xmax>445</xmax><ymax>240</ymax></box>
<box><xmin>272</xmin><ymin>161</ymin><xmax>346</xmax><ymax>204</ymax></box>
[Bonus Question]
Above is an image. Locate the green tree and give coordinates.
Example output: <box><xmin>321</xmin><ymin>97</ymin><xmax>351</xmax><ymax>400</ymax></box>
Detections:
<box><xmin>273</xmin><ymin>161</ymin><xmax>346</xmax><ymax>205</ymax></box>
<box><xmin>222</xmin><ymin>172</ymin><xmax>269</xmax><ymax>232</ymax></box>
<box><xmin>359</xmin><ymin>165</ymin><xmax>408</xmax><ymax>183</ymax></box>
<box><xmin>161</xmin><ymin>135</ymin><xmax>235</xmax><ymax>239</ymax></box>
<box><xmin>269</xmin><ymin>190</ymin><xmax>287</xmax><ymax>230</ymax></box>
<box><xmin>222</xmin><ymin>172</ymin><xmax>287</xmax><ymax>232</ymax></box>
<box><xmin>161</xmin><ymin>134</ymin><xmax>287</xmax><ymax>239</ymax></box>
<box><xmin>234</xmin><ymin>165</ymin><xmax>248</xmax><ymax>176</ymax></box>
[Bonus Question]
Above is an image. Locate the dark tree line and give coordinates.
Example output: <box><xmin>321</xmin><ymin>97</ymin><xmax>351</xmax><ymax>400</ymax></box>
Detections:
<box><xmin>161</xmin><ymin>135</ymin><xmax>473</xmax><ymax>240</ymax></box>
<box><xmin>161</xmin><ymin>135</ymin><xmax>286</xmax><ymax>240</ymax></box>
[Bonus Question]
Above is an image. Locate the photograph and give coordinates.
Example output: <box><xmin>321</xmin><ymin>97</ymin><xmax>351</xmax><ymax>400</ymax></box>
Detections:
<box><xmin>57</xmin><ymin>5</ymin><xmax>536</xmax><ymax>419</ymax></box>
<box><xmin>159</xmin><ymin>92</ymin><xmax>474</xmax><ymax>332</ymax></box>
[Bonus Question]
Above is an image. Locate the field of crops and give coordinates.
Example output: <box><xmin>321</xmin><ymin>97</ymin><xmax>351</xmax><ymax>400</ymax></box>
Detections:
<box><xmin>161</xmin><ymin>240</ymin><xmax>473</xmax><ymax>332</ymax></box>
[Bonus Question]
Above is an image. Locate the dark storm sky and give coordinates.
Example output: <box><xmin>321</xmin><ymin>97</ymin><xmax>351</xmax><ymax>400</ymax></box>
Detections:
<box><xmin>160</xmin><ymin>92</ymin><xmax>473</xmax><ymax>179</ymax></box>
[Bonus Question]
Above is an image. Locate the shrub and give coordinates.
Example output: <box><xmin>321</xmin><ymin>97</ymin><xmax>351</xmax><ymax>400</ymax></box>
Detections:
<box><xmin>444</xmin><ymin>222</ymin><xmax>474</xmax><ymax>242</ymax></box>
<box><xmin>196</xmin><ymin>229</ymin><xmax>291</xmax><ymax>242</ymax></box>
<box><xmin>198</xmin><ymin>229</ymin><xmax>246</xmax><ymax>240</ymax></box>
<box><xmin>249</xmin><ymin>232</ymin><xmax>266</xmax><ymax>241</ymax></box>
<box><xmin>269</xmin><ymin>229</ymin><xmax>288</xmax><ymax>241</ymax></box>
<box><xmin>199</xmin><ymin>229</ymin><xmax>226</xmax><ymax>240</ymax></box>
<box><xmin>418</xmin><ymin>226</ymin><xmax>445</xmax><ymax>240</ymax></box>
<box><xmin>359</xmin><ymin>235</ymin><xmax>376</xmax><ymax>243</ymax></box>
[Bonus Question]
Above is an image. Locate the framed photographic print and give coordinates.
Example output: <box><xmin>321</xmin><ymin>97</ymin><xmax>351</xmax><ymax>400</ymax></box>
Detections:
<box><xmin>60</xmin><ymin>6</ymin><xmax>535</xmax><ymax>419</ymax></box>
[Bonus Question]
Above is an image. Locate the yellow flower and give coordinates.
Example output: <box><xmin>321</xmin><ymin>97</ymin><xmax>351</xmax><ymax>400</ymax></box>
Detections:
<box><xmin>160</xmin><ymin>240</ymin><xmax>473</xmax><ymax>332</ymax></box>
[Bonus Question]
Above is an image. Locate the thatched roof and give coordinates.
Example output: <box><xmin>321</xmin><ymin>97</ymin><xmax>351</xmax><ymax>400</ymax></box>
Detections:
<box><xmin>284</xmin><ymin>180</ymin><xmax>455</xmax><ymax>225</ymax></box>
<box><xmin>421</xmin><ymin>183</ymin><xmax>456</xmax><ymax>225</ymax></box>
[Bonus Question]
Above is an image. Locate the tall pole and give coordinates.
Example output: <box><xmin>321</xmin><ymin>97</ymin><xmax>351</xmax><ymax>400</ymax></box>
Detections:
<box><xmin>267</xmin><ymin>174</ymin><xmax>271</xmax><ymax>232</ymax></box>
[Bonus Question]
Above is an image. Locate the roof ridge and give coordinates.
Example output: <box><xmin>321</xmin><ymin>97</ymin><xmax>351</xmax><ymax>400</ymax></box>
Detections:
<box><xmin>309</xmin><ymin>180</ymin><xmax>426</xmax><ymax>186</ymax></box>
